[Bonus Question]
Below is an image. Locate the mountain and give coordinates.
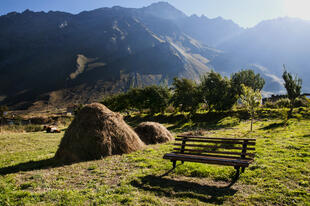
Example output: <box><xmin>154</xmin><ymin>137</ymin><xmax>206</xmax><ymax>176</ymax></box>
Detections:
<box><xmin>1</xmin><ymin>2</ymin><xmax>310</xmax><ymax>109</ymax></box>
<box><xmin>139</xmin><ymin>2</ymin><xmax>244</xmax><ymax>47</ymax></box>
<box><xmin>215</xmin><ymin>17</ymin><xmax>310</xmax><ymax>93</ymax></box>
<box><xmin>0</xmin><ymin>3</ymin><xmax>226</xmax><ymax>109</ymax></box>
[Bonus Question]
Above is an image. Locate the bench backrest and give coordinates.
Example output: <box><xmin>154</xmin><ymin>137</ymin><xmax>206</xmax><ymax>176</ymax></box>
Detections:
<box><xmin>174</xmin><ymin>135</ymin><xmax>256</xmax><ymax>160</ymax></box>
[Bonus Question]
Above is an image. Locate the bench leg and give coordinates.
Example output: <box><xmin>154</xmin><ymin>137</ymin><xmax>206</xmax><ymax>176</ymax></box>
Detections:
<box><xmin>172</xmin><ymin>160</ymin><xmax>176</xmax><ymax>169</ymax></box>
<box><xmin>241</xmin><ymin>167</ymin><xmax>245</xmax><ymax>173</ymax></box>
<box><xmin>234</xmin><ymin>166</ymin><xmax>240</xmax><ymax>180</ymax></box>
<box><xmin>181</xmin><ymin>161</ymin><xmax>184</xmax><ymax>164</ymax></box>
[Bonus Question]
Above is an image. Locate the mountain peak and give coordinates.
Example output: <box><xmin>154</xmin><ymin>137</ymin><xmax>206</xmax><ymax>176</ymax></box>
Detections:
<box><xmin>142</xmin><ymin>1</ymin><xmax>187</xmax><ymax>20</ymax></box>
<box><xmin>147</xmin><ymin>1</ymin><xmax>174</xmax><ymax>8</ymax></box>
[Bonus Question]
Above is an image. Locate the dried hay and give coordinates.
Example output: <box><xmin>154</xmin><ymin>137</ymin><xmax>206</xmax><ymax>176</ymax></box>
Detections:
<box><xmin>135</xmin><ymin>122</ymin><xmax>173</xmax><ymax>145</ymax></box>
<box><xmin>55</xmin><ymin>103</ymin><xmax>144</xmax><ymax>163</ymax></box>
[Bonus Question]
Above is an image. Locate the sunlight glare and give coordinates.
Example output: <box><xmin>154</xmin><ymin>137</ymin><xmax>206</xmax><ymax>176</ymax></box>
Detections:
<box><xmin>285</xmin><ymin>0</ymin><xmax>310</xmax><ymax>20</ymax></box>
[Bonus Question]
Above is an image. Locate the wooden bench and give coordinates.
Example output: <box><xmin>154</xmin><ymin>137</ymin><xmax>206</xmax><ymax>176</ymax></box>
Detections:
<box><xmin>163</xmin><ymin>135</ymin><xmax>256</xmax><ymax>179</ymax></box>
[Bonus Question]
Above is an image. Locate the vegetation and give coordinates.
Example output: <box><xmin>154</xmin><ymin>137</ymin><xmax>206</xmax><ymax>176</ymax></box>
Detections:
<box><xmin>240</xmin><ymin>84</ymin><xmax>262</xmax><ymax>131</ymax></box>
<box><xmin>231</xmin><ymin>69</ymin><xmax>265</xmax><ymax>96</ymax></box>
<box><xmin>200</xmin><ymin>71</ymin><xmax>237</xmax><ymax>111</ymax></box>
<box><xmin>282</xmin><ymin>67</ymin><xmax>303</xmax><ymax>118</ymax></box>
<box><xmin>170</xmin><ymin>77</ymin><xmax>200</xmax><ymax>115</ymax></box>
<box><xmin>101</xmin><ymin>70</ymin><xmax>269</xmax><ymax>116</ymax></box>
<box><xmin>0</xmin><ymin>115</ymin><xmax>309</xmax><ymax>205</ymax></box>
<box><xmin>0</xmin><ymin>105</ymin><xmax>8</xmax><ymax>127</ymax></box>
<box><xmin>102</xmin><ymin>85</ymin><xmax>171</xmax><ymax>114</ymax></box>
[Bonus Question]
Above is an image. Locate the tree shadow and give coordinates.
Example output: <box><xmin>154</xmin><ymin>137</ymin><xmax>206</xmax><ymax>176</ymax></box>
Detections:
<box><xmin>130</xmin><ymin>174</ymin><xmax>238</xmax><ymax>204</ymax></box>
<box><xmin>0</xmin><ymin>158</ymin><xmax>69</xmax><ymax>175</ymax></box>
<box><xmin>260</xmin><ymin>122</ymin><xmax>285</xmax><ymax>130</ymax></box>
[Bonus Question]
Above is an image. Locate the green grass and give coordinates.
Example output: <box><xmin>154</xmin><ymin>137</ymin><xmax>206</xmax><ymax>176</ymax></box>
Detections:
<box><xmin>0</xmin><ymin>118</ymin><xmax>310</xmax><ymax>205</ymax></box>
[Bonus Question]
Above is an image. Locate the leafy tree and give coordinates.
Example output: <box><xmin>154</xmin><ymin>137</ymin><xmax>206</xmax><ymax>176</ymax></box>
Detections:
<box><xmin>102</xmin><ymin>93</ymin><xmax>131</xmax><ymax>113</ymax></box>
<box><xmin>171</xmin><ymin>77</ymin><xmax>201</xmax><ymax>115</ymax></box>
<box><xmin>200</xmin><ymin>71</ymin><xmax>237</xmax><ymax>111</ymax></box>
<box><xmin>240</xmin><ymin>84</ymin><xmax>262</xmax><ymax>131</ymax></box>
<box><xmin>140</xmin><ymin>85</ymin><xmax>171</xmax><ymax>114</ymax></box>
<box><xmin>231</xmin><ymin>69</ymin><xmax>265</xmax><ymax>96</ymax></box>
<box><xmin>127</xmin><ymin>88</ymin><xmax>146</xmax><ymax>113</ymax></box>
<box><xmin>282</xmin><ymin>67</ymin><xmax>302</xmax><ymax>118</ymax></box>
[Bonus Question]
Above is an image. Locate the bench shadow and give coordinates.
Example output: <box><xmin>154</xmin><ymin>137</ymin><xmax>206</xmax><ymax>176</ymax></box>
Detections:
<box><xmin>260</xmin><ymin>122</ymin><xmax>285</xmax><ymax>130</ymax></box>
<box><xmin>130</xmin><ymin>174</ymin><xmax>238</xmax><ymax>204</ymax></box>
<box><xmin>0</xmin><ymin>158</ymin><xmax>69</xmax><ymax>175</ymax></box>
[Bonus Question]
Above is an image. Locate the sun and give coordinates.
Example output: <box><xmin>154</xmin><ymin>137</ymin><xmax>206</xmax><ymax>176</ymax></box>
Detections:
<box><xmin>284</xmin><ymin>0</ymin><xmax>310</xmax><ymax>20</ymax></box>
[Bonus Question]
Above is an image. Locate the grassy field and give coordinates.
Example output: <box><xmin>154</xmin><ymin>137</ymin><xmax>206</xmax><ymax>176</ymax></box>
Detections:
<box><xmin>0</xmin><ymin>117</ymin><xmax>309</xmax><ymax>205</ymax></box>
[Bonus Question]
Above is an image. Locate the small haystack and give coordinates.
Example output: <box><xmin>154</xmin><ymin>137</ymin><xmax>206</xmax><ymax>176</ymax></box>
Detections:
<box><xmin>135</xmin><ymin>122</ymin><xmax>173</xmax><ymax>145</ymax></box>
<box><xmin>55</xmin><ymin>103</ymin><xmax>144</xmax><ymax>163</ymax></box>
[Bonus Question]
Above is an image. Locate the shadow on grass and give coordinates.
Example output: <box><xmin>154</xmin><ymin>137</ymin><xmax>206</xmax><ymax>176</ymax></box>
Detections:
<box><xmin>130</xmin><ymin>175</ymin><xmax>238</xmax><ymax>204</ymax></box>
<box><xmin>260</xmin><ymin>122</ymin><xmax>285</xmax><ymax>130</ymax></box>
<box><xmin>0</xmin><ymin>158</ymin><xmax>69</xmax><ymax>175</ymax></box>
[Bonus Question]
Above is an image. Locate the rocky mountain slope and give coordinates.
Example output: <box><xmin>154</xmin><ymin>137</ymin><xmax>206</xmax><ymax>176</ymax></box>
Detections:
<box><xmin>0</xmin><ymin>3</ymin><xmax>223</xmax><ymax>109</ymax></box>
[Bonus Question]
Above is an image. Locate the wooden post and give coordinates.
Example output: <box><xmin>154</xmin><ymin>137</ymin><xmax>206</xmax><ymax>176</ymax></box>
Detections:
<box><xmin>180</xmin><ymin>136</ymin><xmax>187</xmax><ymax>164</ymax></box>
<box><xmin>241</xmin><ymin>140</ymin><xmax>248</xmax><ymax>173</ymax></box>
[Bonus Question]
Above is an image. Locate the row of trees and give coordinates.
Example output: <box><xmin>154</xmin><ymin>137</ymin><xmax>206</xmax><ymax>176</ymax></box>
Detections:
<box><xmin>102</xmin><ymin>69</ymin><xmax>266</xmax><ymax>115</ymax></box>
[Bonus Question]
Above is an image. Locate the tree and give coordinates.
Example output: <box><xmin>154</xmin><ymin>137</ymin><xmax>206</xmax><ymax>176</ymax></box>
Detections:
<box><xmin>171</xmin><ymin>77</ymin><xmax>201</xmax><ymax>115</ymax></box>
<box><xmin>141</xmin><ymin>85</ymin><xmax>171</xmax><ymax>114</ymax></box>
<box><xmin>231</xmin><ymin>69</ymin><xmax>265</xmax><ymax>96</ymax></box>
<box><xmin>282</xmin><ymin>66</ymin><xmax>302</xmax><ymax>118</ymax></box>
<box><xmin>240</xmin><ymin>84</ymin><xmax>262</xmax><ymax>131</ymax></box>
<box><xmin>127</xmin><ymin>88</ymin><xmax>146</xmax><ymax>113</ymax></box>
<box><xmin>200</xmin><ymin>71</ymin><xmax>237</xmax><ymax>111</ymax></box>
<box><xmin>102</xmin><ymin>93</ymin><xmax>131</xmax><ymax>113</ymax></box>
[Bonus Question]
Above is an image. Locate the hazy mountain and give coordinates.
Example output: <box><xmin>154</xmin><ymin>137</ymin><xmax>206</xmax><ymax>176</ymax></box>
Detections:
<box><xmin>215</xmin><ymin>17</ymin><xmax>310</xmax><ymax>93</ymax></box>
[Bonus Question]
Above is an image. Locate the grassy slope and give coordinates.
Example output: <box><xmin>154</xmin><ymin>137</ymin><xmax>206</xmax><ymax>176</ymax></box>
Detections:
<box><xmin>0</xmin><ymin>118</ymin><xmax>309</xmax><ymax>205</ymax></box>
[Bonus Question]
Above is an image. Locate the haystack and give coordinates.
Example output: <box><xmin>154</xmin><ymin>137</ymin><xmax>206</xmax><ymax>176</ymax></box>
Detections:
<box><xmin>55</xmin><ymin>103</ymin><xmax>144</xmax><ymax>163</ymax></box>
<box><xmin>134</xmin><ymin>122</ymin><xmax>173</xmax><ymax>145</ymax></box>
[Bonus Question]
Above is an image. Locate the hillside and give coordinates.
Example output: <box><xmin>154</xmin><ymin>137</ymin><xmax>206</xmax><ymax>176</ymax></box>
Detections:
<box><xmin>0</xmin><ymin>3</ymin><xmax>223</xmax><ymax>109</ymax></box>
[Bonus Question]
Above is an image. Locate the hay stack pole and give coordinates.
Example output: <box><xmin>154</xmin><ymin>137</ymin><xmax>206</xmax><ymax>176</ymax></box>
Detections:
<box><xmin>55</xmin><ymin>103</ymin><xmax>144</xmax><ymax>163</ymax></box>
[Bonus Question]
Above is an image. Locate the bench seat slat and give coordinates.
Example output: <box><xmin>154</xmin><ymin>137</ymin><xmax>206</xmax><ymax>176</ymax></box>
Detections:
<box><xmin>174</xmin><ymin>143</ymin><xmax>256</xmax><ymax>150</ymax></box>
<box><xmin>177</xmin><ymin>135</ymin><xmax>256</xmax><ymax>141</ymax></box>
<box><xmin>173</xmin><ymin>148</ymin><xmax>255</xmax><ymax>157</ymax></box>
<box><xmin>173</xmin><ymin>152</ymin><xmax>253</xmax><ymax>160</ymax></box>
<box><xmin>175</xmin><ymin>138</ymin><xmax>256</xmax><ymax>145</ymax></box>
<box><xmin>163</xmin><ymin>153</ymin><xmax>252</xmax><ymax>167</ymax></box>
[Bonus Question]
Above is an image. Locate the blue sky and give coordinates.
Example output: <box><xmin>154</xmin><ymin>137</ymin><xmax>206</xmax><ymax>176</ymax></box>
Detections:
<box><xmin>0</xmin><ymin>0</ymin><xmax>308</xmax><ymax>28</ymax></box>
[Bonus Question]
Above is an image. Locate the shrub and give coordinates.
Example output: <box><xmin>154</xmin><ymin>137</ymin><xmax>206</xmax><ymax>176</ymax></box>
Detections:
<box><xmin>294</xmin><ymin>97</ymin><xmax>310</xmax><ymax>108</ymax></box>
<box><xmin>275</xmin><ymin>98</ymin><xmax>291</xmax><ymax>108</ymax></box>
<box><xmin>264</xmin><ymin>101</ymin><xmax>277</xmax><ymax>109</ymax></box>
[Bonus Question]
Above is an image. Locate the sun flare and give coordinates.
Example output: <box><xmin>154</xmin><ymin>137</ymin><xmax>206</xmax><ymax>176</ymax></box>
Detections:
<box><xmin>285</xmin><ymin>0</ymin><xmax>310</xmax><ymax>20</ymax></box>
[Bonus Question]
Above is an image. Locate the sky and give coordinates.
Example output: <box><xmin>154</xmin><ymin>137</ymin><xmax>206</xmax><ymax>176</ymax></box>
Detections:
<box><xmin>1</xmin><ymin>0</ymin><xmax>310</xmax><ymax>28</ymax></box>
